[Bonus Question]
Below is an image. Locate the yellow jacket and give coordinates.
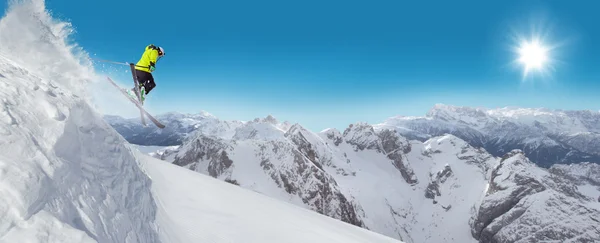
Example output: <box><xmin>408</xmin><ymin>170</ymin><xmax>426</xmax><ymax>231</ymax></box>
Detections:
<box><xmin>135</xmin><ymin>44</ymin><xmax>160</xmax><ymax>73</ymax></box>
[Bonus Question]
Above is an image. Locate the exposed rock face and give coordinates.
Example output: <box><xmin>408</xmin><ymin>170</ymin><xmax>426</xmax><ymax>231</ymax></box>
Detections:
<box><xmin>172</xmin><ymin>136</ymin><xmax>233</xmax><ymax>176</ymax></box>
<box><xmin>549</xmin><ymin>162</ymin><xmax>600</xmax><ymax>187</ymax></box>
<box><xmin>343</xmin><ymin>123</ymin><xmax>382</xmax><ymax>151</ymax></box>
<box><xmin>425</xmin><ymin>165</ymin><xmax>452</xmax><ymax>201</ymax></box>
<box><xmin>343</xmin><ymin>124</ymin><xmax>417</xmax><ymax>184</ymax></box>
<box><xmin>323</xmin><ymin>128</ymin><xmax>343</xmax><ymax>146</ymax></box>
<box><xmin>170</xmin><ymin>120</ymin><xmax>366</xmax><ymax>228</ymax></box>
<box><xmin>470</xmin><ymin>150</ymin><xmax>600</xmax><ymax>243</ymax></box>
<box><xmin>379</xmin><ymin>129</ymin><xmax>417</xmax><ymax>184</ymax></box>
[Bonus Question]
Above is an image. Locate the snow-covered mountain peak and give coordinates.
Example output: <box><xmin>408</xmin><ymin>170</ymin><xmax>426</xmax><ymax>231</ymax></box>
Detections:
<box><xmin>492</xmin><ymin>149</ymin><xmax>544</xmax><ymax>188</ymax></box>
<box><xmin>258</xmin><ymin>114</ymin><xmax>294</xmax><ymax>132</ymax></box>
<box><xmin>424</xmin><ymin>134</ymin><xmax>470</xmax><ymax>150</ymax></box>
<box><xmin>426</xmin><ymin>104</ymin><xmax>494</xmax><ymax>128</ymax></box>
<box><xmin>343</xmin><ymin>122</ymin><xmax>382</xmax><ymax>151</ymax></box>
<box><xmin>285</xmin><ymin>123</ymin><xmax>332</xmax><ymax>158</ymax></box>
<box><xmin>320</xmin><ymin>127</ymin><xmax>341</xmax><ymax>135</ymax></box>
<box><xmin>261</xmin><ymin>114</ymin><xmax>278</xmax><ymax>124</ymax></box>
<box><xmin>285</xmin><ymin>123</ymin><xmax>311</xmax><ymax>137</ymax></box>
<box><xmin>232</xmin><ymin>120</ymin><xmax>286</xmax><ymax>141</ymax></box>
<box><xmin>319</xmin><ymin>128</ymin><xmax>343</xmax><ymax>146</ymax></box>
<box><xmin>421</xmin><ymin>134</ymin><xmax>495</xmax><ymax>186</ymax></box>
<box><xmin>493</xmin><ymin>149</ymin><xmax>544</xmax><ymax>178</ymax></box>
<box><xmin>198</xmin><ymin>110</ymin><xmax>216</xmax><ymax>118</ymax></box>
<box><xmin>243</xmin><ymin>114</ymin><xmax>292</xmax><ymax>132</ymax></box>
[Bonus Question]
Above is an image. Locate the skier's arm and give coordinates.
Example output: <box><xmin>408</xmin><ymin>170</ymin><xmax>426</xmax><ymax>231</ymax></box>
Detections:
<box><xmin>148</xmin><ymin>50</ymin><xmax>159</xmax><ymax>71</ymax></box>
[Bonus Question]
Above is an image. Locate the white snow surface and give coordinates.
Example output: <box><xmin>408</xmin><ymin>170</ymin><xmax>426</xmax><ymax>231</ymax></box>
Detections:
<box><xmin>0</xmin><ymin>1</ymin><xmax>159</xmax><ymax>242</ymax></box>
<box><xmin>138</xmin><ymin>150</ymin><xmax>402</xmax><ymax>243</ymax></box>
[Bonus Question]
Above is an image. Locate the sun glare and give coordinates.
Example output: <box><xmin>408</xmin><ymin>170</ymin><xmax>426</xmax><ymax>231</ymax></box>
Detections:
<box><xmin>508</xmin><ymin>16</ymin><xmax>564</xmax><ymax>81</ymax></box>
<box><xmin>518</xmin><ymin>39</ymin><xmax>548</xmax><ymax>72</ymax></box>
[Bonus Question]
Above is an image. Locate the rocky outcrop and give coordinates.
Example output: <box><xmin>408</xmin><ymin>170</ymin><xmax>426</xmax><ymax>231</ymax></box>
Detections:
<box><xmin>170</xmin><ymin>122</ymin><xmax>366</xmax><ymax>228</ymax></box>
<box><xmin>343</xmin><ymin>123</ymin><xmax>382</xmax><ymax>151</ymax></box>
<box><xmin>425</xmin><ymin>165</ymin><xmax>452</xmax><ymax>201</ymax></box>
<box><xmin>549</xmin><ymin>162</ymin><xmax>600</xmax><ymax>186</ymax></box>
<box><xmin>470</xmin><ymin>150</ymin><xmax>600</xmax><ymax>243</ymax></box>
<box><xmin>256</xmin><ymin>138</ymin><xmax>365</xmax><ymax>227</ymax></box>
<box><xmin>323</xmin><ymin>128</ymin><xmax>343</xmax><ymax>146</ymax></box>
<box><xmin>172</xmin><ymin>136</ymin><xmax>233</xmax><ymax>177</ymax></box>
<box><xmin>286</xmin><ymin>124</ymin><xmax>323</xmax><ymax>170</ymax></box>
<box><xmin>378</xmin><ymin>129</ymin><xmax>417</xmax><ymax>184</ymax></box>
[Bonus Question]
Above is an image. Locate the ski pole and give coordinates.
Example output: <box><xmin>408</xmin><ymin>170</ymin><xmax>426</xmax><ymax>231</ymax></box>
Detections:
<box><xmin>91</xmin><ymin>58</ymin><xmax>149</xmax><ymax>69</ymax></box>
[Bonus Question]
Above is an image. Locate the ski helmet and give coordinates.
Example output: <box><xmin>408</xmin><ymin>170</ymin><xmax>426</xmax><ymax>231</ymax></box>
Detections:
<box><xmin>158</xmin><ymin>46</ymin><xmax>165</xmax><ymax>56</ymax></box>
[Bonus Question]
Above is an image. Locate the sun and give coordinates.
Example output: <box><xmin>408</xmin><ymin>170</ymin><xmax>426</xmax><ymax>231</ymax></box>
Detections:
<box><xmin>518</xmin><ymin>39</ymin><xmax>548</xmax><ymax>73</ymax></box>
<box><xmin>511</xmin><ymin>34</ymin><xmax>557</xmax><ymax>80</ymax></box>
<box><xmin>507</xmin><ymin>16</ymin><xmax>564</xmax><ymax>81</ymax></box>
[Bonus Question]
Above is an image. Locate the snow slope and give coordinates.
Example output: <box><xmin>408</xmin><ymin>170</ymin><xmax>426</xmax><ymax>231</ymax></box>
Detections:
<box><xmin>138</xmin><ymin>150</ymin><xmax>402</xmax><ymax>243</ymax></box>
<box><xmin>0</xmin><ymin>1</ymin><xmax>158</xmax><ymax>242</ymax></box>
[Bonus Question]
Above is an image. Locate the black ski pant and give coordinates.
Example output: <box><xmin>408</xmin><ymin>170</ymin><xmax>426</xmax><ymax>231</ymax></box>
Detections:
<box><xmin>135</xmin><ymin>69</ymin><xmax>156</xmax><ymax>95</ymax></box>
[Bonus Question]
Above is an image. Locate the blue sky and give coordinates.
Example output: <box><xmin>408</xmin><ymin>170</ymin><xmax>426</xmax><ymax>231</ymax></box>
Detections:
<box><xmin>4</xmin><ymin>0</ymin><xmax>600</xmax><ymax>131</ymax></box>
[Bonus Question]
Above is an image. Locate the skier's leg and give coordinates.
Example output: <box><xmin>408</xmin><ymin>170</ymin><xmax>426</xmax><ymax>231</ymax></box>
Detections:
<box><xmin>136</xmin><ymin>70</ymin><xmax>155</xmax><ymax>95</ymax></box>
<box><xmin>144</xmin><ymin>73</ymin><xmax>156</xmax><ymax>94</ymax></box>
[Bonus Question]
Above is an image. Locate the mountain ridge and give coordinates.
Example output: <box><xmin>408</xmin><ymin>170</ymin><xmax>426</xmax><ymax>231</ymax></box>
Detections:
<box><xmin>140</xmin><ymin>112</ymin><xmax>600</xmax><ymax>243</ymax></box>
<box><xmin>376</xmin><ymin>104</ymin><xmax>600</xmax><ymax>168</ymax></box>
<box><xmin>109</xmin><ymin>104</ymin><xmax>600</xmax><ymax>168</ymax></box>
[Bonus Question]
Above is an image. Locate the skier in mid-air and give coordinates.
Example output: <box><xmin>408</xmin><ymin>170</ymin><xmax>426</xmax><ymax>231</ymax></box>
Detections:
<box><xmin>127</xmin><ymin>44</ymin><xmax>165</xmax><ymax>102</ymax></box>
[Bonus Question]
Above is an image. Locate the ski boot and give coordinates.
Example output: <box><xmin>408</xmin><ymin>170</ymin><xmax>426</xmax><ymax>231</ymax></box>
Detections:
<box><xmin>139</xmin><ymin>86</ymin><xmax>146</xmax><ymax>104</ymax></box>
<box><xmin>126</xmin><ymin>85</ymin><xmax>146</xmax><ymax>104</ymax></box>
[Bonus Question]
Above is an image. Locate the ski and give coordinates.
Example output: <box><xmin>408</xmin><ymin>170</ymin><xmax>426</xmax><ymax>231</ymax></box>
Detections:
<box><xmin>106</xmin><ymin>77</ymin><xmax>165</xmax><ymax>129</ymax></box>
<box><xmin>128</xmin><ymin>63</ymin><xmax>146</xmax><ymax>126</ymax></box>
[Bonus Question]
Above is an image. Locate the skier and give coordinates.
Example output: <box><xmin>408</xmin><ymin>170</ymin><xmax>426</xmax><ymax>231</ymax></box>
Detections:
<box><xmin>127</xmin><ymin>44</ymin><xmax>165</xmax><ymax>102</ymax></box>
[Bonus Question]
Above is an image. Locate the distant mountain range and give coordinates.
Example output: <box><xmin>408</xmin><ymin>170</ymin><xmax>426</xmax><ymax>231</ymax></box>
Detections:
<box><xmin>376</xmin><ymin>104</ymin><xmax>600</xmax><ymax>168</ymax></box>
<box><xmin>106</xmin><ymin>104</ymin><xmax>600</xmax><ymax>168</ymax></box>
<box><xmin>104</xmin><ymin>111</ymin><xmax>244</xmax><ymax>146</ymax></box>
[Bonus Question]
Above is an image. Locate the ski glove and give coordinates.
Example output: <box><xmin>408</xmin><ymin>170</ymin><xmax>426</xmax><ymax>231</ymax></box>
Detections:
<box><xmin>149</xmin><ymin>61</ymin><xmax>156</xmax><ymax>72</ymax></box>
